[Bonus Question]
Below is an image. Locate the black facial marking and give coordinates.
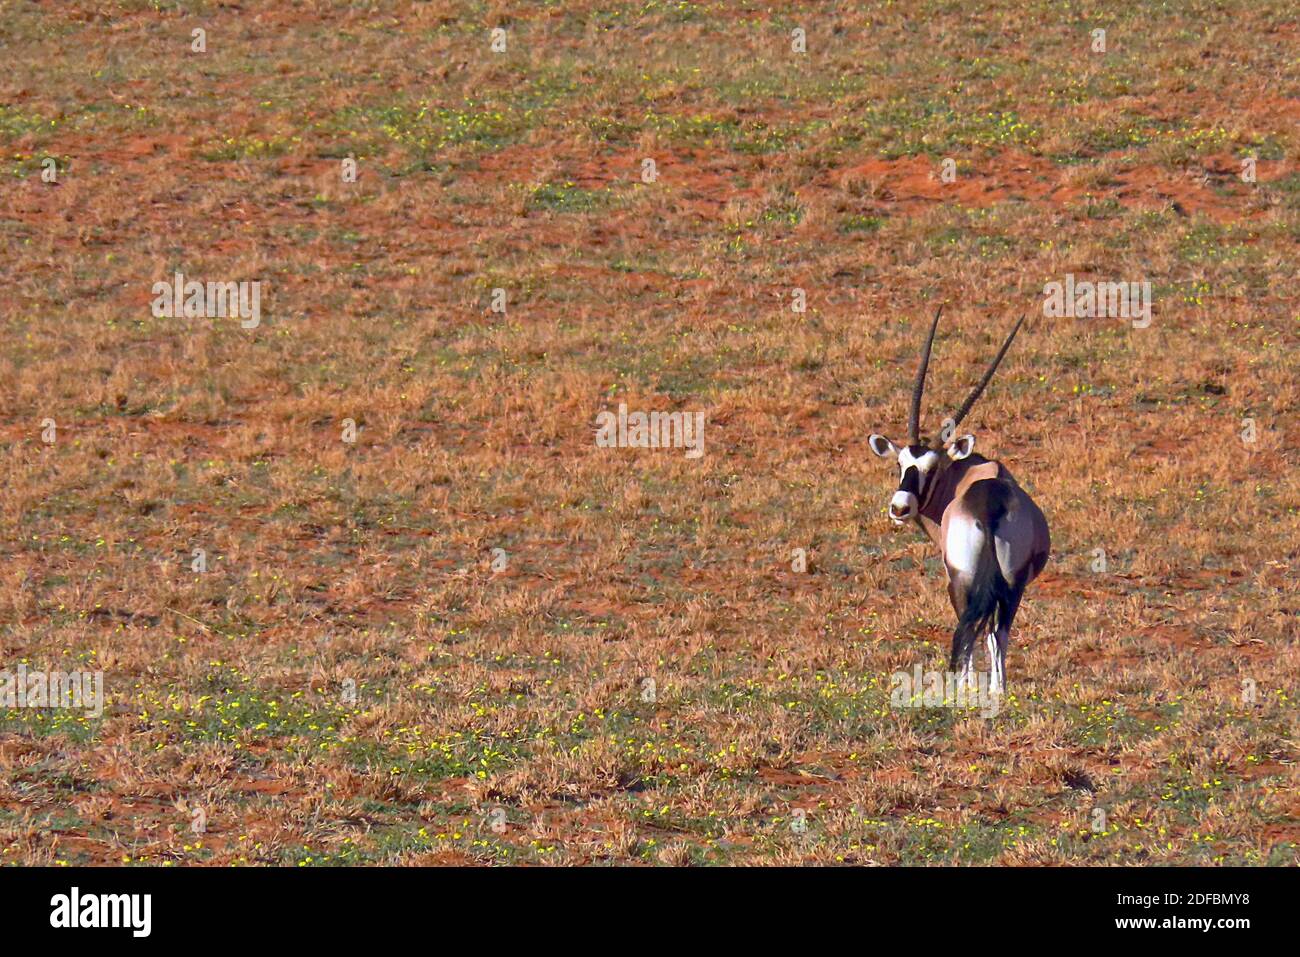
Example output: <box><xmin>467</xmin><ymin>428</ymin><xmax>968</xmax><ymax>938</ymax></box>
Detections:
<box><xmin>899</xmin><ymin>465</ymin><xmax>920</xmax><ymax>497</ymax></box>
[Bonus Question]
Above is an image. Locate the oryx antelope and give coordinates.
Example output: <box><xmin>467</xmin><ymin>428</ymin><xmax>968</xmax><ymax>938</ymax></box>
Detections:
<box><xmin>868</xmin><ymin>307</ymin><xmax>1050</xmax><ymax>694</ymax></box>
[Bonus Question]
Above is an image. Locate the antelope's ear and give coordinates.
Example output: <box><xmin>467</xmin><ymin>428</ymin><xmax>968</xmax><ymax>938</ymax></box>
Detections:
<box><xmin>947</xmin><ymin>434</ymin><xmax>976</xmax><ymax>460</ymax></box>
<box><xmin>868</xmin><ymin>434</ymin><xmax>898</xmax><ymax>458</ymax></box>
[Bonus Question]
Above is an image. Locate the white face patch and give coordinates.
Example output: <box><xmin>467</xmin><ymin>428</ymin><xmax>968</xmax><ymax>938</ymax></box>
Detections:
<box><xmin>897</xmin><ymin>447</ymin><xmax>940</xmax><ymax>476</ymax></box>
<box><xmin>896</xmin><ymin>448</ymin><xmax>940</xmax><ymax>491</ymax></box>
<box><xmin>888</xmin><ymin>448</ymin><xmax>940</xmax><ymax>522</ymax></box>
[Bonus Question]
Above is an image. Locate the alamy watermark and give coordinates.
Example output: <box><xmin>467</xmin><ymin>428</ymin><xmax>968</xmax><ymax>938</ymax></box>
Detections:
<box><xmin>595</xmin><ymin>403</ymin><xmax>706</xmax><ymax>459</ymax></box>
<box><xmin>0</xmin><ymin>665</ymin><xmax>104</xmax><ymax>718</ymax></box>
<box><xmin>890</xmin><ymin>664</ymin><xmax>1001</xmax><ymax>718</ymax></box>
<box><xmin>1043</xmin><ymin>274</ymin><xmax>1151</xmax><ymax>328</ymax></box>
<box><xmin>151</xmin><ymin>272</ymin><xmax>262</xmax><ymax>328</ymax></box>
<box><xmin>50</xmin><ymin>887</ymin><xmax>150</xmax><ymax>937</ymax></box>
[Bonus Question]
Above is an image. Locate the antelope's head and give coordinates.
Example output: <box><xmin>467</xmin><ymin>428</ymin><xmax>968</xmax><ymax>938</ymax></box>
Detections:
<box><xmin>869</xmin><ymin>306</ymin><xmax>1025</xmax><ymax>525</ymax></box>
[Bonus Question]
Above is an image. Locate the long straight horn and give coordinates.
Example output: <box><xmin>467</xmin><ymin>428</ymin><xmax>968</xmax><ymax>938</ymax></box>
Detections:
<box><xmin>907</xmin><ymin>305</ymin><xmax>944</xmax><ymax>443</ymax></box>
<box><xmin>948</xmin><ymin>314</ymin><xmax>1026</xmax><ymax>431</ymax></box>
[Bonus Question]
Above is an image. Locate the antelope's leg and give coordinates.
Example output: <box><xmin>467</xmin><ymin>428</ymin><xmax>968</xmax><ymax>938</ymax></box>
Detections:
<box><xmin>946</xmin><ymin>577</ymin><xmax>967</xmax><ymax>619</ymax></box>
<box><xmin>992</xmin><ymin>585</ymin><xmax>1023</xmax><ymax>694</ymax></box>
<box><xmin>986</xmin><ymin>632</ymin><xmax>1004</xmax><ymax>695</ymax></box>
<box><xmin>957</xmin><ymin>641</ymin><xmax>976</xmax><ymax>692</ymax></box>
<box><xmin>946</xmin><ymin>565</ymin><xmax>977</xmax><ymax>693</ymax></box>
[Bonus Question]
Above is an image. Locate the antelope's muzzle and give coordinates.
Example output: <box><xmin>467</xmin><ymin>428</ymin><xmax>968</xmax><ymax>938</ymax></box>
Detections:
<box><xmin>889</xmin><ymin>490</ymin><xmax>918</xmax><ymax>523</ymax></box>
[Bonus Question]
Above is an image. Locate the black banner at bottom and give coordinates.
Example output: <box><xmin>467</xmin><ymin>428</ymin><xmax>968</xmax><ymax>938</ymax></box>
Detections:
<box><xmin>0</xmin><ymin>865</ymin><xmax>1281</xmax><ymax>944</ymax></box>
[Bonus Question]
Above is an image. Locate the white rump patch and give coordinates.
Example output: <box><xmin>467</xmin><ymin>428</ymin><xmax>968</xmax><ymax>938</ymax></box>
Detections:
<box><xmin>945</xmin><ymin>515</ymin><xmax>984</xmax><ymax>580</ymax></box>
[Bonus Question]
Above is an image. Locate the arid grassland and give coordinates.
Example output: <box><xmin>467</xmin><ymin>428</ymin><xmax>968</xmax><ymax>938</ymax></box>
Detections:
<box><xmin>0</xmin><ymin>1</ymin><xmax>1296</xmax><ymax>865</ymax></box>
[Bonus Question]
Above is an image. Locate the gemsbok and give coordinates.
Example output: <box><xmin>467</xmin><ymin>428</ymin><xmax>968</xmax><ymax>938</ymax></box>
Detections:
<box><xmin>868</xmin><ymin>307</ymin><xmax>1049</xmax><ymax>695</ymax></box>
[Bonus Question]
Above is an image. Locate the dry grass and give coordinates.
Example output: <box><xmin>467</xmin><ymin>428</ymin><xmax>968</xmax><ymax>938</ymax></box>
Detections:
<box><xmin>0</xmin><ymin>0</ymin><xmax>1296</xmax><ymax>865</ymax></box>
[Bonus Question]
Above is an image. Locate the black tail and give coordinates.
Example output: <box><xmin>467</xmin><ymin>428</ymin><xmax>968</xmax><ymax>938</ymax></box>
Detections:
<box><xmin>949</xmin><ymin>483</ymin><xmax>1016</xmax><ymax>672</ymax></box>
